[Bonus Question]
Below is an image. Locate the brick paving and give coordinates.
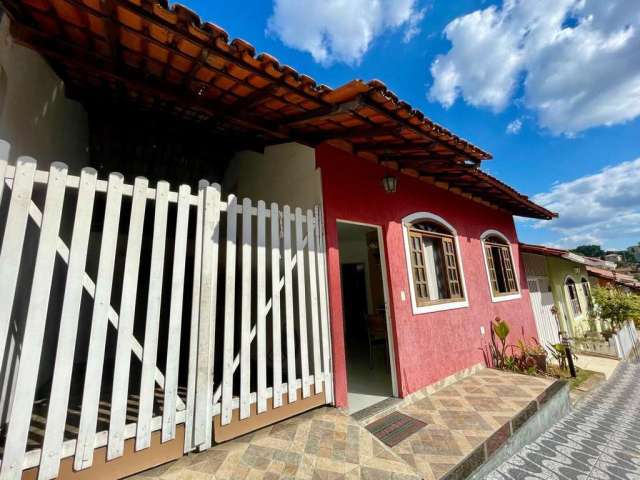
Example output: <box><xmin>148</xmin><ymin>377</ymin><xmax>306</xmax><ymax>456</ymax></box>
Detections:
<box><xmin>488</xmin><ymin>361</ymin><xmax>640</xmax><ymax>479</ymax></box>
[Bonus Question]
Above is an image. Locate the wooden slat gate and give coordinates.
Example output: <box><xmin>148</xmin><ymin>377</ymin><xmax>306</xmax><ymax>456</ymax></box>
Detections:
<box><xmin>0</xmin><ymin>142</ymin><xmax>333</xmax><ymax>479</ymax></box>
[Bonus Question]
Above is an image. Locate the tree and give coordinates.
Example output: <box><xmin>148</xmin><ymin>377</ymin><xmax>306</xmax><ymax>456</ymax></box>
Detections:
<box><xmin>620</xmin><ymin>250</ymin><xmax>635</xmax><ymax>264</ymax></box>
<box><xmin>591</xmin><ymin>286</ymin><xmax>640</xmax><ymax>329</ymax></box>
<box><xmin>571</xmin><ymin>245</ymin><xmax>605</xmax><ymax>258</ymax></box>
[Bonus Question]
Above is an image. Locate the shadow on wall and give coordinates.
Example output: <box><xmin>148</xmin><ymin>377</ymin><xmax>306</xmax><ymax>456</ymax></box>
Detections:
<box><xmin>0</xmin><ymin>14</ymin><xmax>89</xmax><ymax>169</ymax></box>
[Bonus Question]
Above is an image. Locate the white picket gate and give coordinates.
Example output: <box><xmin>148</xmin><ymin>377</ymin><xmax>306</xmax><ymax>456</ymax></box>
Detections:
<box><xmin>527</xmin><ymin>277</ymin><xmax>561</xmax><ymax>351</ymax></box>
<box><xmin>0</xmin><ymin>141</ymin><xmax>333</xmax><ymax>479</ymax></box>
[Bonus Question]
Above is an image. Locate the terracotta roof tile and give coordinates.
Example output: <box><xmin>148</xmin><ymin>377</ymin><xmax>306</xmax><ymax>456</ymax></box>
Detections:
<box><xmin>3</xmin><ymin>0</ymin><xmax>556</xmax><ymax>218</ymax></box>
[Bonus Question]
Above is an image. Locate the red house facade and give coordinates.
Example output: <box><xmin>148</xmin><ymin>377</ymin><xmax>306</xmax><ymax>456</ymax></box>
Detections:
<box><xmin>318</xmin><ymin>144</ymin><xmax>545</xmax><ymax>407</ymax></box>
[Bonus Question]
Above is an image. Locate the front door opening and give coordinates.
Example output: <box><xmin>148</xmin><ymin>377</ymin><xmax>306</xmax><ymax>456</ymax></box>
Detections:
<box><xmin>337</xmin><ymin>222</ymin><xmax>394</xmax><ymax>414</ymax></box>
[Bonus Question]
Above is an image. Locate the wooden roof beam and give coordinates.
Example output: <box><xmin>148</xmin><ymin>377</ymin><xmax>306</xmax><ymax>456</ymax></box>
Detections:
<box><xmin>360</xmin><ymin>97</ymin><xmax>485</xmax><ymax>163</ymax></box>
<box><xmin>17</xmin><ymin>0</ymin><xmax>329</xmax><ymax>118</ymax></box>
<box><xmin>300</xmin><ymin>125</ymin><xmax>400</xmax><ymax>143</ymax></box>
<box><xmin>354</xmin><ymin>141</ymin><xmax>436</xmax><ymax>154</ymax></box>
<box><xmin>380</xmin><ymin>160</ymin><xmax>400</xmax><ymax>170</ymax></box>
<box><xmin>61</xmin><ymin>0</ymin><xmax>334</xmax><ymax>110</ymax></box>
<box><xmin>11</xmin><ymin>23</ymin><xmax>293</xmax><ymax>141</ymax></box>
<box><xmin>205</xmin><ymin>84</ymin><xmax>279</xmax><ymax>127</ymax></box>
<box><xmin>282</xmin><ymin>97</ymin><xmax>365</xmax><ymax>127</ymax></box>
<box><xmin>400</xmin><ymin>167</ymin><xmax>419</xmax><ymax>177</ymax></box>
<box><xmin>382</xmin><ymin>153</ymin><xmax>463</xmax><ymax>163</ymax></box>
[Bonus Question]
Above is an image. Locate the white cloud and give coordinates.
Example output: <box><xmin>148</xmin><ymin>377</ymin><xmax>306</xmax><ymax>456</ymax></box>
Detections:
<box><xmin>403</xmin><ymin>7</ymin><xmax>426</xmax><ymax>43</ymax></box>
<box><xmin>506</xmin><ymin>118</ymin><xmax>523</xmax><ymax>134</ymax></box>
<box><xmin>267</xmin><ymin>0</ymin><xmax>425</xmax><ymax>65</ymax></box>
<box><xmin>429</xmin><ymin>0</ymin><xmax>640</xmax><ymax>135</ymax></box>
<box><xmin>531</xmin><ymin>158</ymin><xmax>640</xmax><ymax>249</ymax></box>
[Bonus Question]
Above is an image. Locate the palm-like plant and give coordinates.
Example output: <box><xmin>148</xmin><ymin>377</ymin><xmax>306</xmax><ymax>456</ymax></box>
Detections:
<box><xmin>490</xmin><ymin>317</ymin><xmax>510</xmax><ymax>369</ymax></box>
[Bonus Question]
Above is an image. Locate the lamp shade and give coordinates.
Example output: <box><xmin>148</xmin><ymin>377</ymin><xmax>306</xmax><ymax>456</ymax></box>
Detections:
<box><xmin>382</xmin><ymin>175</ymin><xmax>397</xmax><ymax>193</ymax></box>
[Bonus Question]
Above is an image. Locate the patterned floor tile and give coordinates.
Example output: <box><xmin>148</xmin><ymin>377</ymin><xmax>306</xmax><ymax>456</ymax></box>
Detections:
<box><xmin>134</xmin><ymin>367</ymin><xmax>554</xmax><ymax>480</ymax></box>
<box><xmin>132</xmin><ymin>407</ymin><xmax>420</xmax><ymax>480</ymax></box>
<box><xmin>366</xmin><ymin>368</ymin><xmax>553</xmax><ymax>479</ymax></box>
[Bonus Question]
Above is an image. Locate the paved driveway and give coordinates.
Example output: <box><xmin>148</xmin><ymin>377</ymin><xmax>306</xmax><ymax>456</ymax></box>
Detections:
<box><xmin>488</xmin><ymin>361</ymin><xmax>640</xmax><ymax>479</ymax></box>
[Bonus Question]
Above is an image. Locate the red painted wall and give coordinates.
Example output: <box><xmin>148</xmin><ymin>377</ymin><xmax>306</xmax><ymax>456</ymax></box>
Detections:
<box><xmin>316</xmin><ymin>145</ymin><xmax>539</xmax><ymax>408</ymax></box>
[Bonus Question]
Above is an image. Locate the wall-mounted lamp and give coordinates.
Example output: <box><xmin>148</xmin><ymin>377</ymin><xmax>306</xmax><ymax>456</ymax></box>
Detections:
<box><xmin>382</xmin><ymin>175</ymin><xmax>398</xmax><ymax>193</ymax></box>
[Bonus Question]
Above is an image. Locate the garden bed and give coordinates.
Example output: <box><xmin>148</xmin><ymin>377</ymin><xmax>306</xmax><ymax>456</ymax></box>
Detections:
<box><xmin>485</xmin><ymin>317</ymin><xmax>604</xmax><ymax>393</ymax></box>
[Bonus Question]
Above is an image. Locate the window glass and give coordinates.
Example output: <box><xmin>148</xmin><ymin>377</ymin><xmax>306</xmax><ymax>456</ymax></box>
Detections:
<box><xmin>408</xmin><ymin>220</ymin><xmax>464</xmax><ymax>306</ymax></box>
<box><xmin>580</xmin><ymin>278</ymin><xmax>592</xmax><ymax>311</ymax></box>
<box><xmin>483</xmin><ymin>235</ymin><xmax>518</xmax><ymax>296</ymax></box>
<box><xmin>565</xmin><ymin>278</ymin><xmax>582</xmax><ymax>316</ymax></box>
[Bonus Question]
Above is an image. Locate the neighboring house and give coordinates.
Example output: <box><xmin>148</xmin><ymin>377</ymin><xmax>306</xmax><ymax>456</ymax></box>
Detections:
<box><xmin>0</xmin><ymin>2</ymin><xmax>555</xmax><ymax>479</ymax></box>
<box><xmin>587</xmin><ymin>266</ymin><xmax>640</xmax><ymax>293</ymax></box>
<box><xmin>583</xmin><ymin>256</ymin><xmax>617</xmax><ymax>270</ymax></box>
<box><xmin>520</xmin><ymin>244</ymin><xmax>593</xmax><ymax>344</ymax></box>
<box><xmin>603</xmin><ymin>253</ymin><xmax>621</xmax><ymax>265</ymax></box>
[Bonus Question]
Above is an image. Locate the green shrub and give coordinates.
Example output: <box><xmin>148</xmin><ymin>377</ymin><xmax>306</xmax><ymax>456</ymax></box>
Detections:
<box><xmin>591</xmin><ymin>286</ymin><xmax>640</xmax><ymax>329</ymax></box>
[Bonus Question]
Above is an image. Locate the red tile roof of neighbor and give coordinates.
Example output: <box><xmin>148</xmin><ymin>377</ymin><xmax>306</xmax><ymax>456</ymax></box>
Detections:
<box><xmin>587</xmin><ymin>266</ymin><xmax>640</xmax><ymax>291</ymax></box>
<box><xmin>521</xmin><ymin>243</ymin><xmax>640</xmax><ymax>291</ymax></box>
<box><xmin>2</xmin><ymin>0</ymin><xmax>556</xmax><ymax>219</ymax></box>
<box><xmin>519</xmin><ymin>243</ymin><xmax>568</xmax><ymax>257</ymax></box>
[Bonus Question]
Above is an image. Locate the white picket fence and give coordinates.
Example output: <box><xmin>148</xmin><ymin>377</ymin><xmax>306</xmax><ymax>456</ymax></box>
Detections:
<box><xmin>610</xmin><ymin>320</ymin><xmax>639</xmax><ymax>360</ymax></box>
<box><xmin>0</xmin><ymin>141</ymin><xmax>333</xmax><ymax>479</ymax></box>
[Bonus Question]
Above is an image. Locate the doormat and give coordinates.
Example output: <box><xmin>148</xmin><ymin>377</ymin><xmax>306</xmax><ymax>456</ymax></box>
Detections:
<box><xmin>351</xmin><ymin>397</ymin><xmax>402</xmax><ymax>423</ymax></box>
<box><xmin>365</xmin><ymin>411</ymin><xmax>426</xmax><ymax>447</ymax></box>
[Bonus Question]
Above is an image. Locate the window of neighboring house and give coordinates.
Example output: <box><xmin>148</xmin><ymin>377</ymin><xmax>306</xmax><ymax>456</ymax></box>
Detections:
<box><xmin>406</xmin><ymin>219</ymin><xmax>465</xmax><ymax>308</ymax></box>
<box><xmin>581</xmin><ymin>277</ymin><xmax>593</xmax><ymax>311</ymax></box>
<box><xmin>566</xmin><ymin>278</ymin><xmax>582</xmax><ymax>316</ymax></box>
<box><xmin>482</xmin><ymin>234</ymin><xmax>519</xmax><ymax>298</ymax></box>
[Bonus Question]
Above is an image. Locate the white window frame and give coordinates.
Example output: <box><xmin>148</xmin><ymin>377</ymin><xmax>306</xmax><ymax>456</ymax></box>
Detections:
<box><xmin>480</xmin><ymin>229</ymin><xmax>522</xmax><ymax>303</ymax></box>
<box><xmin>401</xmin><ymin>212</ymin><xmax>469</xmax><ymax>314</ymax></box>
<box><xmin>564</xmin><ymin>274</ymin><xmax>584</xmax><ymax>318</ymax></box>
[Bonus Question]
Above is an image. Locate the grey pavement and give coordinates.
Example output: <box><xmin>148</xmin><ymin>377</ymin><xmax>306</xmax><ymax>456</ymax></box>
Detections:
<box><xmin>488</xmin><ymin>361</ymin><xmax>640</xmax><ymax>479</ymax></box>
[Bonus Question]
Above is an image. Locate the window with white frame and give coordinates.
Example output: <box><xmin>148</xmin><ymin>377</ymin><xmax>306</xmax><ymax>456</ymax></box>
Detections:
<box><xmin>482</xmin><ymin>234</ymin><xmax>519</xmax><ymax>296</ymax></box>
<box><xmin>406</xmin><ymin>219</ymin><xmax>464</xmax><ymax>306</ymax></box>
<box><xmin>580</xmin><ymin>277</ymin><xmax>592</xmax><ymax>311</ymax></box>
<box><xmin>565</xmin><ymin>278</ymin><xmax>582</xmax><ymax>316</ymax></box>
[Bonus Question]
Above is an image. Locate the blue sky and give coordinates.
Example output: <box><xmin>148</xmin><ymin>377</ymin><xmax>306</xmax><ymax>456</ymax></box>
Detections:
<box><xmin>182</xmin><ymin>0</ymin><xmax>640</xmax><ymax>251</ymax></box>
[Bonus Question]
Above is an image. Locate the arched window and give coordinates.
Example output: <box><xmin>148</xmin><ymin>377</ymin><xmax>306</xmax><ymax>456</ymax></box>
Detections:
<box><xmin>481</xmin><ymin>231</ymin><xmax>520</xmax><ymax>301</ymax></box>
<box><xmin>580</xmin><ymin>277</ymin><xmax>592</xmax><ymax>310</ymax></box>
<box><xmin>402</xmin><ymin>213</ymin><xmax>467</xmax><ymax>313</ymax></box>
<box><xmin>565</xmin><ymin>277</ymin><xmax>582</xmax><ymax>316</ymax></box>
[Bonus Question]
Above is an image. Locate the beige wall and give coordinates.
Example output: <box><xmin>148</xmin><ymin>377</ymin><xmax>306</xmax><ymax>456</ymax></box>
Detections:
<box><xmin>0</xmin><ymin>15</ymin><xmax>89</xmax><ymax>168</ymax></box>
<box><xmin>223</xmin><ymin>142</ymin><xmax>322</xmax><ymax>210</ymax></box>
